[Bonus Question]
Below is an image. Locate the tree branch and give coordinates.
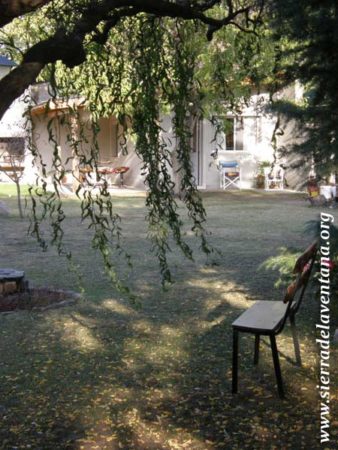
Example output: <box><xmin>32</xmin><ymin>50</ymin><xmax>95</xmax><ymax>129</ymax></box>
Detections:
<box><xmin>198</xmin><ymin>1</ymin><xmax>222</xmax><ymax>12</ymax></box>
<box><xmin>0</xmin><ymin>61</ymin><xmax>44</xmax><ymax>119</ymax></box>
<box><xmin>0</xmin><ymin>0</ymin><xmax>54</xmax><ymax>27</ymax></box>
<box><xmin>92</xmin><ymin>7</ymin><xmax>142</xmax><ymax>45</ymax></box>
<box><xmin>0</xmin><ymin>0</ymin><xmax>258</xmax><ymax>120</ymax></box>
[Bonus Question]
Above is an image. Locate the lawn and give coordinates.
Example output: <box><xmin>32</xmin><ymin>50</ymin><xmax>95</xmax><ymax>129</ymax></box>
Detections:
<box><xmin>0</xmin><ymin>186</ymin><xmax>337</xmax><ymax>449</ymax></box>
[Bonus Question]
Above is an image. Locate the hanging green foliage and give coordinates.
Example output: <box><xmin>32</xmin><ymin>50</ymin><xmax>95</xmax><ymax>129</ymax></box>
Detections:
<box><xmin>0</xmin><ymin>1</ymin><xmax>273</xmax><ymax>297</ymax></box>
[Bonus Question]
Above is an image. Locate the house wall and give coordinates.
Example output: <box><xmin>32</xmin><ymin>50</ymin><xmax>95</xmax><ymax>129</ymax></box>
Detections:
<box><xmin>198</xmin><ymin>90</ymin><xmax>309</xmax><ymax>190</ymax></box>
<box><xmin>31</xmin><ymin>109</ymin><xmax>146</xmax><ymax>189</ymax></box>
<box><xmin>29</xmin><ymin>85</ymin><xmax>309</xmax><ymax>192</ymax></box>
<box><xmin>0</xmin><ymin>66</ymin><xmax>9</xmax><ymax>79</ymax></box>
<box><xmin>0</xmin><ymin>66</ymin><xmax>24</xmax><ymax>139</ymax></box>
<box><xmin>0</xmin><ymin>65</ymin><xmax>34</xmax><ymax>184</ymax></box>
<box><xmin>199</xmin><ymin>93</ymin><xmax>279</xmax><ymax>189</ymax></box>
<box><xmin>277</xmin><ymin>117</ymin><xmax>310</xmax><ymax>190</ymax></box>
<box><xmin>0</xmin><ymin>68</ymin><xmax>309</xmax><ymax>191</ymax></box>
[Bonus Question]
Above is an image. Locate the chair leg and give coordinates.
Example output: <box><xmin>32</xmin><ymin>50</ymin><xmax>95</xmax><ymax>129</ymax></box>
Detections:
<box><xmin>232</xmin><ymin>329</ymin><xmax>239</xmax><ymax>394</ymax></box>
<box><xmin>290</xmin><ymin>316</ymin><xmax>302</xmax><ymax>366</ymax></box>
<box><xmin>254</xmin><ymin>334</ymin><xmax>260</xmax><ymax>365</ymax></box>
<box><xmin>269</xmin><ymin>335</ymin><xmax>285</xmax><ymax>399</ymax></box>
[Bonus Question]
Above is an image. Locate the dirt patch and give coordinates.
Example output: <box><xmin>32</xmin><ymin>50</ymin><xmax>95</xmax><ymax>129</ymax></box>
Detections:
<box><xmin>0</xmin><ymin>287</ymin><xmax>81</xmax><ymax>313</ymax></box>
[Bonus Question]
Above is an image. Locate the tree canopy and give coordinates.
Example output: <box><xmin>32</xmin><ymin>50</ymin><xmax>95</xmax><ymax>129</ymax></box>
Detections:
<box><xmin>4</xmin><ymin>1</ymin><xmax>337</xmax><ymax>293</ymax></box>
<box><xmin>0</xmin><ymin>1</ymin><xmax>271</xmax><ymax>294</ymax></box>
<box><xmin>0</xmin><ymin>0</ymin><xmax>266</xmax><ymax>119</ymax></box>
<box><xmin>268</xmin><ymin>0</ymin><xmax>338</xmax><ymax>177</ymax></box>
<box><xmin>5</xmin><ymin>0</ymin><xmax>338</xmax><ymax>294</ymax></box>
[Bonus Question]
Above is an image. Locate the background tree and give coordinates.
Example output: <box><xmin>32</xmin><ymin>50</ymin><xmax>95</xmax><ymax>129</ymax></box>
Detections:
<box><xmin>267</xmin><ymin>0</ymin><xmax>338</xmax><ymax>178</ymax></box>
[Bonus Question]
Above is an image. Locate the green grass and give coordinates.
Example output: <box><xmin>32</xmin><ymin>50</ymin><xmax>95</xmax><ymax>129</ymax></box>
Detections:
<box><xmin>0</xmin><ymin>183</ymin><xmax>31</xmax><ymax>197</ymax></box>
<box><xmin>0</xmin><ymin>186</ymin><xmax>337</xmax><ymax>449</ymax></box>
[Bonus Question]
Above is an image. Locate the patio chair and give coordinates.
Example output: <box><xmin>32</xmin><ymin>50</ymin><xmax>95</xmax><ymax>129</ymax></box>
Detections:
<box><xmin>307</xmin><ymin>177</ymin><xmax>328</xmax><ymax>206</ymax></box>
<box><xmin>231</xmin><ymin>242</ymin><xmax>317</xmax><ymax>398</ymax></box>
<box><xmin>264</xmin><ymin>166</ymin><xmax>285</xmax><ymax>191</ymax></box>
<box><xmin>219</xmin><ymin>161</ymin><xmax>241</xmax><ymax>190</ymax></box>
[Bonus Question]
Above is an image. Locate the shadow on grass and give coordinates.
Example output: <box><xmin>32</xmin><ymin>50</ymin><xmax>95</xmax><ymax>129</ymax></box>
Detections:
<box><xmin>0</xmin><ymin>192</ymin><xmax>336</xmax><ymax>449</ymax></box>
<box><xmin>0</xmin><ymin>261</ymin><xmax>328</xmax><ymax>450</ymax></box>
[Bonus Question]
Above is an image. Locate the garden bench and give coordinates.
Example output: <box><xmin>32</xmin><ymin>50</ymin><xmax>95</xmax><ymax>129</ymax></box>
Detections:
<box><xmin>232</xmin><ymin>242</ymin><xmax>317</xmax><ymax>398</ymax></box>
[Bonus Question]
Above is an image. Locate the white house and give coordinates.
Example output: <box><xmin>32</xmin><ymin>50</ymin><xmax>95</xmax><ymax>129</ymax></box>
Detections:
<box><xmin>29</xmin><ymin>85</ymin><xmax>308</xmax><ymax>192</ymax></box>
<box><xmin>0</xmin><ymin>57</ymin><xmax>308</xmax><ymax>192</ymax></box>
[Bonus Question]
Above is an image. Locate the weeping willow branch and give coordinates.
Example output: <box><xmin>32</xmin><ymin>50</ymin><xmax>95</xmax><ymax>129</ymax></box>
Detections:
<box><xmin>6</xmin><ymin>3</ymin><xmax>264</xmax><ymax>298</ymax></box>
<box><xmin>27</xmin><ymin>80</ymin><xmax>134</xmax><ymax>299</ymax></box>
<box><xmin>169</xmin><ymin>21</ymin><xmax>212</xmax><ymax>255</ymax></box>
<box><xmin>129</xmin><ymin>17</ymin><xmax>185</xmax><ymax>283</ymax></box>
<box><xmin>126</xmin><ymin>17</ymin><xmax>212</xmax><ymax>285</ymax></box>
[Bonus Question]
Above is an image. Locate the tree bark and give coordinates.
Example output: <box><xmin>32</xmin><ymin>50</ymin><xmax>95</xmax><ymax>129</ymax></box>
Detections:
<box><xmin>0</xmin><ymin>0</ymin><xmax>54</xmax><ymax>27</ymax></box>
<box><xmin>0</xmin><ymin>62</ymin><xmax>44</xmax><ymax>119</ymax></box>
<box><xmin>15</xmin><ymin>179</ymin><xmax>24</xmax><ymax>219</ymax></box>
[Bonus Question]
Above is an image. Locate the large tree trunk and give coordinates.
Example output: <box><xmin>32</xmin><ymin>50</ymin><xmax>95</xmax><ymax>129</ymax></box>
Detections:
<box><xmin>0</xmin><ymin>62</ymin><xmax>44</xmax><ymax>119</ymax></box>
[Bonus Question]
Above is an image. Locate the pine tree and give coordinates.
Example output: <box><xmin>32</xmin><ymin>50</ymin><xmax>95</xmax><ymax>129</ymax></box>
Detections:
<box><xmin>269</xmin><ymin>0</ymin><xmax>338</xmax><ymax>178</ymax></box>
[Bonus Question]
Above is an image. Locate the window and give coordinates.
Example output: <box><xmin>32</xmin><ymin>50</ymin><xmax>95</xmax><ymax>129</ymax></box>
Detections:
<box><xmin>223</xmin><ymin>117</ymin><xmax>244</xmax><ymax>151</ymax></box>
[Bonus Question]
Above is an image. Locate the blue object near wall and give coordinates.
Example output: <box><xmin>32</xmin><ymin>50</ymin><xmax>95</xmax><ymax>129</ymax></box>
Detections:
<box><xmin>219</xmin><ymin>161</ymin><xmax>239</xmax><ymax>168</ymax></box>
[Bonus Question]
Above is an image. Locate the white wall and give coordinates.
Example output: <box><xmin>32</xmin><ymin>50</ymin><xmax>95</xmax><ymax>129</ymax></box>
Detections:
<box><xmin>29</xmin><ymin>87</ymin><xmax>307</xmax><ymax>192</ymax></box>
<box><xmin>201</xmin><ymin>120</ymin><xmax>278</xmax><ymax>189</ymax></box>
<box><xmin>0</xmin><ymin>65</ymin><xmax>33</xmax><ymax>183</ymax></box>
<box><xmin>0</xmin><ymin>66</ymin><xmax>25</xmax><ymax>138</ymax></box>
<box><xmin>199</xmin><ymin>91</ymin><xmax>306</xmax><ymax>190</ymax></box>
<box><xmin>32</xmin><ymin>109</ymin><xmax>147</xmax><ymax>189</ymax></box>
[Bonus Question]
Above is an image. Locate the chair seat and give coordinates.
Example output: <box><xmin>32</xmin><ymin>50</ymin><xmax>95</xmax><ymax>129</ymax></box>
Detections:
<box><xmin>232</xmin><ymin>301</ymin><xmax>288</xmax><ymax>333</ymax></box>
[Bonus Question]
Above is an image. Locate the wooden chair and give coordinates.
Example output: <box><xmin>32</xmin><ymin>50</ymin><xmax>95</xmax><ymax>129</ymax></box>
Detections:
<box><xmin>232</xmin><ymin>242</ymin><xmax>317</xmax><ymax>398</ymax></box>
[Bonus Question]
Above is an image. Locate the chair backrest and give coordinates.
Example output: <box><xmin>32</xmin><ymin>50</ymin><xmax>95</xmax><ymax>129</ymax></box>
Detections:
<box><xmin>219</xmin><ymin>161</ymin><xmax>240</xmax><ymax>176</ymax></box>
<box><xmin>277</xmin><ymin>242</ymin><xmax>318</xmax><ymax>333</ymax></box>
<box><xmin>219</xmin><ymin>161</ymin><xmax>239</xmax><ymax>168</ymax></box>
<box><xmin>284</xmin><ymin>241</ymin><xmax>318</xmax><ymax>307</ymax></box>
